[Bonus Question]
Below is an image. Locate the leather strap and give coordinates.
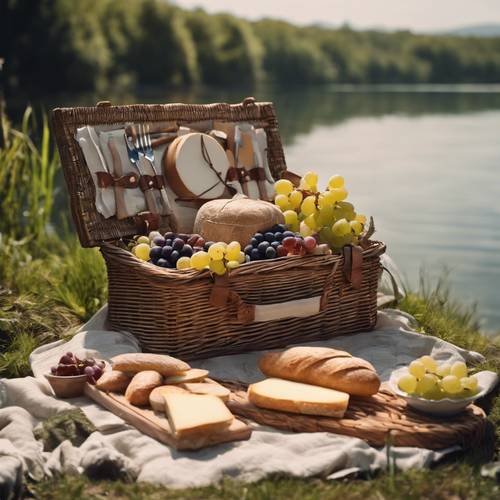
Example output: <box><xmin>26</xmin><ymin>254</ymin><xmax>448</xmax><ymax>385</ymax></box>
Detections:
<box><xmin>280</xmin><ymin>170</ymin><xmax>302</xmax><ymax>187</ymax></box>
<box><xmin>96</xmin><ymin>171</ymin><xmax>139</xmax><ymax>189</ymax></box>
<box><xmin>343</xmin><ymin>245</ymin><xmax>363</xmax><ymax>289</ymax></box>
<box><xmin>133</xmin><ymin>212</ymin><xmax>161</xmax><ymax>233</ymax></box>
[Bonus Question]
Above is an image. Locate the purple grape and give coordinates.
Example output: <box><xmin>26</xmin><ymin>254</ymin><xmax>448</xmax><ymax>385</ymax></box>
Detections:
<box><xmin>165</xmin><ymin>239</ymin><xmax>172</xmax><ymax>246</ymax></box>
<box><xmin>157</xmin><ymin>258</ymin><xmax>169</xmax><ymax>268</ymax></box>
<box><xmin>93</xmin><ymin>366</ymin><xmax>103</xmax><ymax>378</ymax></box>
<box><xmin>178</xmin><ymin>233</ymin><xmax>189</xmax><ymax>242</ymax></box>
<box><xmin>172</xmin><ymin>238</ymin><xmax>184</xmax><ymax>251</ymax></box>
<box><xmin>271</xmin><ymin>241</ymin><xmax>280</xmax><ymax>250</ymax></box>
<box><xmin>51</xmin><ymin>366</ymin><xmax>57</xmax><ymax>374</ymax></box>
<box><xmin>257</xmin><ymin>241</ymin><xmax>270</xmax><ymax>255</ymax></box>
<box><xmin>244</xmin><ymin>244</ymin><xmax>253</xmax><ymax>255</ymax></box>
<box><xmin>59</xmin><ymin>354</ymin><xmax>73</xmax><ymax>365</ymax></box>
<box><xmin>250</xmin><ymin>237</ymin><xmax>258</xmax><ymax>247</ymax></box>
<box><xmin>150</xmin><ymin>246</ymin><xmax>162</xmax><ymax>262</ymax></box>
<box><xmin>84</xmin><ymin>366</ymin><xmax>95</xmax><ymax>377</ymax></box>
<box><xmin>274</xmin><ymin>232</ymin><xmax>283</xmax><ymax>242</ymax></box>
<box><xmin>254</xmin><ymin>233</ymin><xmax>264</xmax><ymax>243</ymax></box>
<box><xmin>264</xmin><ymin>232</ymin><xmax>274</xmax><ymax>243</ymax></box>
<box><xmin>180</xmin><ymin>244</ymin><xmax>193</xmax><ymax>257</ymax></box>
<box><xmin>97</xmin><ymin>361</ymin><xmax>105</xmax><ymax>370</ymax></box>
<box><xmin>272</xmin><ymin>224</ymin><xmax>287</xmax><ymax>233</ymax></box>
<box><xmin>161</xmin><ymin>245</ymin><xmax>173</xmax><ymax>259</ymax></box>
<box><xmin>245</xmin><ymin>254</ymin><xmax>251</xmax><ymax>263</ymax></box>
<box><xmin>250</xmin><ymin>248</ymin><xmax>261</xmax><ymax>261</ymax></box>
<box><xmin>164</xmin><ymin>232</ymin><xmax>175</xmax><ymax>240</ymax></box>
<box><xmin>204</xmin><ymin>241</ymin><xmax>214</xmax><ymax>251</ymax></box>
<box><xmin>193</xmin><ymin>246</ymin><xmax>203</xmax><ymax>253</ymax></box>
<box><xmin>153</xmin><ymin>236</ymin><xmax>166</xmax><ymax>247</ymax></box>
<box><xmin>265</xmin><ymin>246</ymin><xmax>277</xmax><ymax>259</ymax></box>
<box><xmin>170</xmin><ymin>250</ymin><xmax>180</xmax><ymax>264</ymax></box>
<box><xmin>283</xmin><ymin>231</ymin><xmax>295</xmax><ymax>238</ymax></box>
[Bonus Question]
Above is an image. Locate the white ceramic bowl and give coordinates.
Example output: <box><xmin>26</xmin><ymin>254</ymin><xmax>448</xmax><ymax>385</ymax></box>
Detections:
<box><xmin>388</xmin><ymin>367</ymin><xmax>496</xmax><ymax>416</ymax></box>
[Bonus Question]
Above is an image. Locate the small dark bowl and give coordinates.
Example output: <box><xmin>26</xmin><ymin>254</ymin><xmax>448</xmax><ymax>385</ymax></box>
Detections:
<box><xmin>45</xmin><ymin>372</ymin><xmax>88</xmax><ymax>398</ymax></box>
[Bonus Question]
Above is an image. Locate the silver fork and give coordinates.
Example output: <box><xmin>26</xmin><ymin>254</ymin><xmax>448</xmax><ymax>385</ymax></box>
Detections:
<box><xmin>137</xmin><ymin>124</ymin><xmax>174</xmax><ymax>216</ymax></box>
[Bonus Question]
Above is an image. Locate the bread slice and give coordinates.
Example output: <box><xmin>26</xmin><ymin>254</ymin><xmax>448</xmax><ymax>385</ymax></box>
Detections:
<box><xmin>163</xmin><ymin>368</ymin><xmax>209</xmax><ymax>385</ymax></box>
<box><xmin>180</xmin><ymin>382</ymin><xmax>230</xmax><ymax>401</ymax></box>
<box><xmin>111</xmin><ymin>353</ymin><xmax>190</xmax><ymax>376</ymax></box>
<box><xmin>247</xmin><ymin>378</ymin><xmax>349</xmax><ymax>418</ymax></box>
<box><xmin>164</xmin><ymin>392</ymin><xmax>234</xmax><ymax>438</ymax></box>
<box><xmin>149</xmin><ymin>385</ymin><xmax>189</xmax><ymax>412</ymax></box>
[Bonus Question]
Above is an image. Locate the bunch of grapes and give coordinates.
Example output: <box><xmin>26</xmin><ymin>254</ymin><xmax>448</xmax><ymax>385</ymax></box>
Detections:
<box><xmin>243</xmin><ymin>224</ymin><xmax>330</xmax><ymax>261</ymax></box>
<box><xmin>397</xmin><ymin>356</ymin><xmax>479</xmax><ymax>400</ymax></box>
<box><xmin>50</xmin><ymin>352</ymin><xmax>104</xmax><ymax>385</ymax></box>
<box><xmin>273</xmin><ymin>172</ymin><xmax>368</xmax><ymax>252</ymax></box>
<box><xmin>130</xmin><ymin>231</ymin><xmax>246</xmax><ymax>274</ymax></box>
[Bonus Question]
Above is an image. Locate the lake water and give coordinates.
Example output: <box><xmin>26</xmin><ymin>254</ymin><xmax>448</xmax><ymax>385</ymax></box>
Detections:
<box><xmin>17</xmin><ymin>85</ymin><xmax>500</xmax><ymax>335</ymax></box>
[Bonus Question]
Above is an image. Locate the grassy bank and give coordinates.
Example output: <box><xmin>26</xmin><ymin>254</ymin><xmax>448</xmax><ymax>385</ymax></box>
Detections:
<box><xmin>1</xmin><ymin>111</ymin><xmax>499</xmax><ymax>498</ymax></box>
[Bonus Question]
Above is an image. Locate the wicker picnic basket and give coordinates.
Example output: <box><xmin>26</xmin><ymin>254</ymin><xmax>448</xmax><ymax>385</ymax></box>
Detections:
<box><xmin>52</xmin><ymin>98</ymin><xmax>386</xmax><ymax>360</ymax></box>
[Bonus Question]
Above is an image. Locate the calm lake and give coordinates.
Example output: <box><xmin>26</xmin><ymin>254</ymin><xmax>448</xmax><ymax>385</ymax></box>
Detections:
<box><xmin>16</xmin><ymin>85</ymin><xmax>500</xmax><ymax>335</ymax></box>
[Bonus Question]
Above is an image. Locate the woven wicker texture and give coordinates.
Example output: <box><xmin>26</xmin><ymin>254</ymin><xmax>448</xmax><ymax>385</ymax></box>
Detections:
<box><xmin>102</xmin><ymin>240</ymin><xmax>385</xmax><ymax>359</ymax></box>
<box><xmin>223</xmin><ymin>381</ymin><xmax>491</xmax><ymax>450</ymax></box>
<box><xmin>52</xmin><ymin>99</ymin><xmax>286</xmax><ymax>247</ymax></box>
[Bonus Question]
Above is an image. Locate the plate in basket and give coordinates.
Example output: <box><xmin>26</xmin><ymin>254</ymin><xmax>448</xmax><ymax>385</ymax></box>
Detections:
<box><xmin>388</xmin><ymin>367</ymin><xmax>498</xmax><ymax>416</ymax></box>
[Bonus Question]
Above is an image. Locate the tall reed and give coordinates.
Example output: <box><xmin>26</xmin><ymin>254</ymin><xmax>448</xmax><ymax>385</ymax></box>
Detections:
<box><xmin>0</xmin><ymin>106</ymin><xmax>59</xmax><ymax>241</ymax></box>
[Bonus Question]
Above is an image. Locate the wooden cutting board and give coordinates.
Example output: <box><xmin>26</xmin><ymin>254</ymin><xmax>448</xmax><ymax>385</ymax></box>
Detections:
<box><xmin>84</xmin><ymin>384</ymin><xmax>252</xmax><ymax>451</ymax></box>
<box><xmin>221</xmin><ymin>381</ymin><xmax>491</xmax><ymax>450</ymax></box>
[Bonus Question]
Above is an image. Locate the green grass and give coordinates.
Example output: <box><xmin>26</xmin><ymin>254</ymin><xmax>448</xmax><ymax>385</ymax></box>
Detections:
<box><xmin>1</xmin><ymin>108</ymin><xmax>498</xmax><ymax>498</ymax></box>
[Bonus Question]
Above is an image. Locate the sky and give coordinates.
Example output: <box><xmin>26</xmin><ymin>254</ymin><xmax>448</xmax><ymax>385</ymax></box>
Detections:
<box><xmin>174</xmin><ymin>0</ymin><xmax>500</xmax><ymax>32</ymax></box>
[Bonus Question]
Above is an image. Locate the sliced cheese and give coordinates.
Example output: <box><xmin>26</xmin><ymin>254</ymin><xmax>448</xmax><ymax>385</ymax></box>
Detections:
<box><xmin>163</xmin><ymin>368</ymin><xmax>209</xmax><ymax>385</ymax></box>
<box><xmin>180</xmin><ymin>382</ymin><xmax>230</xmax><ymax>401</ymax></box>
<box><xmin>149</xmin><ymin>385</ymin><xmax>188</xmax><ymax>412</ymax></box>
<box><xmin>247</xmin><ymin>378</ymin><xmax>349</xmax><ymax>418</ymax></box>
<box><xmin>164</xmin><ymin>392</ymin><xmax>234</xmax><ymax>438</ymax></box>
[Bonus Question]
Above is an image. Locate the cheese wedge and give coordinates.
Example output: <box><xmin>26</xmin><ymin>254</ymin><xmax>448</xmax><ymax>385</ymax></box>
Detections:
<box><xmin>149</xmin><ymin>385</ymin><xmax>188</xmax><ymax>412</ymax></box>
<box><xmin>180</xmin><ymin>382</ymin><xmax>230</xmax><ymax>402</ymax></box>
<box><xmin>247</xmin><ymin>378</ymin><xmax>349</xmax><ymax>418</ymax></box>
<box><xmin>163</xmin><ymin>368</ymin><xmax>209</xmax><ymax>385</ymax></box>
<box><xmin>164</xmin><ymin>392</ymin><xmax>234</xmax><ymax>438</ymax></box>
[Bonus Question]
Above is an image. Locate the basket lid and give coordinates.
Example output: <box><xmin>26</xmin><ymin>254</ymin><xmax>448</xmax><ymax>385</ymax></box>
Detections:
<box><xmin>51</xmin><ymin>97</ymin><xmax>287</xmax><ymax>247</ymax></box>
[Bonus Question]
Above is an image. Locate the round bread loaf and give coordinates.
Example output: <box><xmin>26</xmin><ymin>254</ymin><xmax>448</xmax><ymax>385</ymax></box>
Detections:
<box><xmin>193</xmin><ymin>197</ymin><xmax>284</xmax><ymax>245</ymax></box>
<box><xmin>259</xmin><ymin>346</ymin><xmax>380</xmax><ymax>397</ymax></box>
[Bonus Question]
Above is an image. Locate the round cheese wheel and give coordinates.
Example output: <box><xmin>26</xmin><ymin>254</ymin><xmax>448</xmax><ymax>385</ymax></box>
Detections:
<box><xmin>165</xmin><ymin>132</ymin><xmax>230</xmax><ymax>200</ymax></box>
<box><xmin>194</xmin><ymin>197</ymin><xmax>285</xmax><ymax>246</ymax></box>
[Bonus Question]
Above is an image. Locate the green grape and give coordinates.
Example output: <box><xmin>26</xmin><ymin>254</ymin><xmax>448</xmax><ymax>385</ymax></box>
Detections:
<box><xmin>398</xmin><ymin>373</ymin><xmax>417</xmax><ymax>393</ymax></box>
<box><xmin>283</xmin><ymin>210</ymin><xmax>299</xmax><ymax>225</ymax></box>
<box><xmin>225</xmin><ymin>241</ymin><xmax>241</xmax><ymax>261</ymax></box>
<box><xmin>338</xmin><ymin>201</ymin><xmax>355</xmax><ymax>221</ymax></box>
<box><xmin>290</xmin><ymin>221</ymin><xmax>300</xmax><ymax>233</ymax></box>
<box><xmin>328</xmin><ymin>175</ymin><xmax>344</xmax><ymax>189</ymax></box>
<box><xmin>299</xmin><ymin>221</ymin><xmax>314</xmax><ymax>237</ymax></box>
<box><xmin>226</xmin><ymin>260</ymin><xmax>240</xmax><ymax>270</ymax></box>
<box><xmin>450</xmin><ymin>361</ymin><xmax>468</xmax><ymax>378</ymax></box>
<box><xmin>425</xmin><ymin>387</ymin><xmax>446</xmax><ymax>400</ymax></box>
<box><xmin>208</xmin><ymin>243</ymin><xmax>225</xmax><ymax>260</ymax></box>
<box><xmin>134</xmin><ymin>243</ymin><xmax>151</xmax><ymax>261</ymax></box>
<box><xmin>190</xmin><ymin>251</ymin><xmax>210</xmax><ymax>270</ymax></box>
<box><xmin>355</xmin><ymin>214</ymin><xmax>367</xmax><ymax>224</ymax></box>
<box><xmin>289</xmin><ymin>190</ymin><xmax>303</xmax><ymax>209</ymax></box>
<box><xmin>419</xmin><ymin>355</ymin><xmax>437</xmax><ymax>373</ymax></box>
<box><xmin>416</xmin><ymin>374</ymin><xmax>437</xmax><ymax>395</ymax></box>
<box><xmin>350</xmin><ymin>220</ymin><xmax>363</xmax><ymax>236</ymax></box>
<box><xmin>176</xmin><ymin>256</ymin><xmax>192</xmax><ymax>270</ymax></box>
<box><xmin>441</xmin><ymin>375</ymin><xmax>461</xmax><ymax>394</ymax></box>
<box><xmin>460</xmin><ymin>376</ymin><xmax>478</xmax><ymax>392</ymax></box>
<box><xmin>408</xmin><ymin>360</ymin><xmax>426</xmax><ymax>379</ymax></box>
<box><xmin>332</xmin><ymin>218</ymin><xmax>350</xmax><ymax>237</ymax></box>
<box><xmin>274</xmin><ymin>179</ymin><xmax>294</xmax><ymax>196</ymax></box>
<box><xmin>274</xmin><ymin>194</ymin><xmax>291</xmax><ymax>211</ymax></box>
<box><xmin>436</xmin><ymin>363</ymin><xmax>451</xmax><ymax>378</ymax></box>
<box><xmin>319</xmin><ymin>227</ymin><xmax>334</xmax><ymax>245</ymax></box>
<box><xmin>136</xmin><ymin>236</ymin><xmax>150</xmax><ymax>245</ymax></box>
<box><xmin>301</xmin><ymin>196</ymin><xmax>317</xmax><ymax>216</ymax></box>
<box><xmin>317</xmin><ymin>205</ymin><xmax>335</xmax><ymax>227</ymax></box>
<box><xmin>304</xmin><ymin>214</ymin><xmax>318</xmax><ymax>230</ymax></box>
<box><xmin>209</xmin><ymin>259</ymin><xmax>226</xmax><ymax>276</ymax></box>
<box><xmin>329</xmin><ymin>188</ymin><xmax>348</xmax><ymax>202</ymax></box>
<box><xmin>318</xmin><ymin>190</ymin><xmax>336</xmax><ymax>208</ymax></box>
<box><xmin>303</xmin><ymin>171</ymin><xmax>318</xmax><ymax>189</ymax></box>
<box><xmin>237</xmin><ymin>251</ymin><xmax>246</xmax><ymax>264</ymax></box>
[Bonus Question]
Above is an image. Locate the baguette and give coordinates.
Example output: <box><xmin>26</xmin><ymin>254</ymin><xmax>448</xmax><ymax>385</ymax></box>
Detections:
<box><xmin>95</xmin><ymin>370</ymin><xmax>131</xmax><ymax>393</ymax></box>
<box><xmin>259</xmin><ymin>346</ymin><xmax>380</xmax><ymax>396</ymax></box>
<box><xmin>125</xmin><ymin>370</ymin><xmax>163</xmax><ymax>406</ymax></box>
<box><xmin>111</xmin><ymin>353</ymin><xmax>189</xmax><ymax>376</ymax></box>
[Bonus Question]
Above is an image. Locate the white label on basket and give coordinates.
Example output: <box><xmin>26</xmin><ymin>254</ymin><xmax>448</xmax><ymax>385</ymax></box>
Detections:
<box><xmin>253</xmin><ymin>296</ymin><xmax>322</xmax><ymax>322</ymax></box>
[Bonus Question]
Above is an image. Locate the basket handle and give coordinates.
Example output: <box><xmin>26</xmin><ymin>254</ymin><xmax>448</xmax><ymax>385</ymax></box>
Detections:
<box><xmin>210</xmin><ymin>260</ymin><xmax>340</xmax><ymax>325</ymax></box>
<box><xmin>380</xmin><ymin>265</ymin><xmax>403</xmax><ymax>305</ymax></box>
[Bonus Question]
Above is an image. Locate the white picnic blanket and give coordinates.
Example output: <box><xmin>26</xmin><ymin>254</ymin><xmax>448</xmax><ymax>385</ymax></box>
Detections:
<box><xmin>0</xmin><ymin>306</ymin><xmax>497</xmax><ymax>491</ymax></box>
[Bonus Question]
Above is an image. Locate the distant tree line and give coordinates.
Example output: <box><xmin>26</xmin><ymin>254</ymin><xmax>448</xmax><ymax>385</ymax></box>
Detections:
<box><xmin>2</xmin><ymin>0</ymin><xmax>500</xmax><ymax>95</ymax></box>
